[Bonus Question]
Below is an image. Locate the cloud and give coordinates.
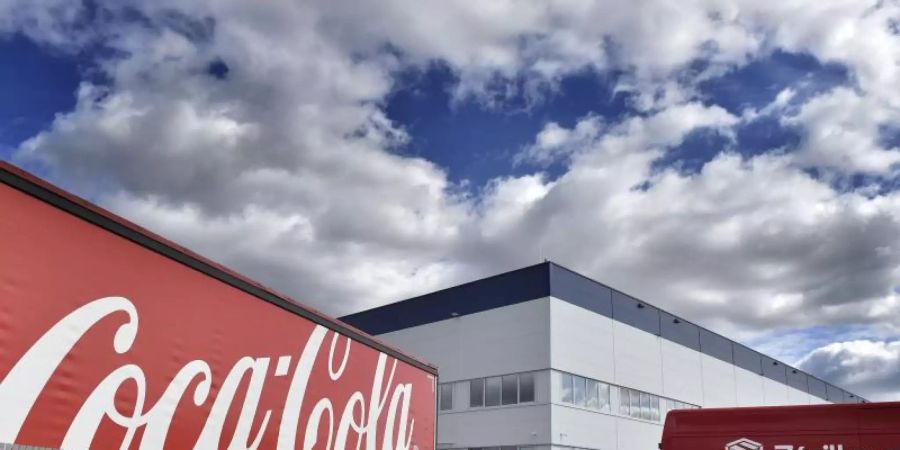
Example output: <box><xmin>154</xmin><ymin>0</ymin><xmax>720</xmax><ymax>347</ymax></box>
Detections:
<box><xmin>517</xmin><ymin>117</ymin><xmax>605</xmax><ymax>166</ymax></box>
<box><xmin>798</xmin><ymin>339</ymin><xmax>900</xmax><ymax>401</ymax></box>
<box><xmin>493</xmin><ymin>113</ymin><xmax>900</xmax><ymax>338</ymax></box>
<box><xmin>786</xmin><ymin>88</ymin><xmax>900</xmax><ymax>174</ymax></box>
<box><xmin>3</xmin><ymin>0</ymin><xmax>900</xmax><ymax>397</ymax></box>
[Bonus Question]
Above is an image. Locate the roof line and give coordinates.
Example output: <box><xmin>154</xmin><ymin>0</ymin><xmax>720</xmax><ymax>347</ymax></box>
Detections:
<box><xmin>544</xmin><ymin>260</ymin><xmax>866</xmax><ymax>402</ymax></box>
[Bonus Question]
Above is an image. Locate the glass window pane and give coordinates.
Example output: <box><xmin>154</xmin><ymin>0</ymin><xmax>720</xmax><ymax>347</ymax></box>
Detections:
<box><xmin>586</xmin><ymin>379</ymin><xmax>599</xmax><ymax>409</ymax></box>
<box><xmin>630</xmin><ymin>389</ymin><xmax>641</xmax><ymax>418</ymax></box>
<box><xmin>619</xmin><ymin>387</ymin><xmax>630</xmax><ymax>415</ymax></box>
<box><xmin>561</xmin><ymin>373</ymin><xmax>574</xmax><ymax>403</ymax></box>
<box><xmin>573</xmin><ymin>376</ymin><xmax>586</xmax><ymax>406</ymax></box>
<box><xmin>519</xmin><ymin>373</ymin><xmax>535</xmax><ymax>403</ymax></box>
<box><xmin>501</xmin><ymin>446</ymin><xmax>516</xmax><ymax>450</ymax></box>
<box><xmin>485</xmin><ymin>377</ymin><xmax>501</xmax><ymax>406</ymax></box>
<box><xmin>470</xmin><ymin>378</ymin><xmax>484</xmax><ymax>408</ymax></box>
<box><xmin>650</xmin><ymin>395</ymin><xmax>660</xmax><ymax>421</ymax></box>
<box><xmin>440</xmin><ymin>384</ymin><xmax>453</xmax><ymax>411</ymax></box>
<box><xmin>502</xmin><ymin>375</ymin><xmax>518</xmax><ymax>405</ymax></box>
<box><xmin>598</xmin><ymin>383</ymin><xmax>611</xmax><ymax>412</ymax></box>
<box><xmin>640</xmin><ymin>392</ymin><xmax>651</xmax><ymax>420</ymax></box>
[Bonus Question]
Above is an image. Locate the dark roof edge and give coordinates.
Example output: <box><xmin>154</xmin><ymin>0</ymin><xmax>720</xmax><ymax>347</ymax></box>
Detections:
<box><xmin>0</xmin><ymin>162</ymin><xmax>437</xmax><ymax>375</ymax></box>
<box><xmin>341</xmin><ymin>261</ymin><xmax>551</xmax><ymax>318</ymax></box>
<box><xmin>545</xmin><ymin>261</ymin><xmax>867</xmax><ymax>403</ymax></box>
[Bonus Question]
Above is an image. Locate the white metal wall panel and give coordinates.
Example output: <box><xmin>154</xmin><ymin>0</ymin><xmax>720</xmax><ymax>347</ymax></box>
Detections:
<box><xmin>699</xmin><ymin>353</ymin><xmax>738</xmax><ymax>407</ymax></box>
<box><xmin>439</xmin><ymin>404</ymin><xmax>551</xmax><ymax>448</ymax></box>
<box><xmin>549</xmin><ymin>298</ymin><xmax>616</xmax><ymax>382</ymax></box>
<box><xmin>612</xmin><ymin>320</ymin><xmax>664</xmax><ymax>394</ymax></box>
<box><xmin>735</xmin><ymin>365</ymin><xmax>766</xmax><ymax>406</ymax></box>
<box><xmin>550</xmin><ymin>405</ymin><xmax>618</xmax><ymax>450</ymax></box>
<box><xmin>660</xmin><ymin>339</ymin><xmax>704</xmax><ymax>406</ymax></box>
<box><xmin>381</xmin><ymin>298</ymin><xmax>552</xmax><ymax>381</ymax></box>
<box><xmin>762</xmin><ymin>377</ymin><xmax>790</xmax><ymax>405</ymax></box>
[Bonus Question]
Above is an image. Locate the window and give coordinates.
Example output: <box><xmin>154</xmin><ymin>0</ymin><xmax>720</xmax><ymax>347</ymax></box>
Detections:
<box><xmin>640</xmin><ymin>392</ymin><xmax>651</xmax><ymax>420</ymax></box>
<box><xmin>561</xmin><ymin>373</ymin><xmax>574</xmax><ymax>403</ymax></box>
<box><xmin>485</xmin><ymin>376</ymin><xmax>501</xmax><ymax>407</ymax></box>
<box><xmin>502</xmin><ymin>375</ymin><xmax>518</xmax><ymax>405</ymax></box>
<box><xmin>553</xmin><ymin>371</ymin><xmax>681</xmax><ymax>422</ymax></box>
<box><xmin>573</xmin><ymin>375</ymin><xmax>586</xmax><ymax>406</ymax></box>
<box><xmin>586</xmin><ymin>379</ymin><xmax>599</xmax><ymax>409</ymax></box>
<box><xmin>619</xmin><ymin>387</ymin><xmax>630</xmax><ymax>415</ymax></box>
<box><xmin>598</xmin><ymin>383</ymin><xmax>611</xmax><ymax>412</ymax></box>
<box><xmin>440</xmin><ymin>384</ymin><xmax>453</xmax><ymax>411</ymax></box>
<box><xmin>519</xmin><ymin>373</ymin><xmax>535</xmax><ymax>403</ymax></box>
<box><xmin>630</xmin><ymin>389</ymin><xmax>641</xmax><ymax>419</ymax></box>
<box><xmin>468</xmin><ymin>372</ymin><xmax>537</xmax><ymax>408</ymax></box>
<box><xmin>470</xmin><ymin>378</ymin><xmax>484</xmax><ymax>407</ymax></box>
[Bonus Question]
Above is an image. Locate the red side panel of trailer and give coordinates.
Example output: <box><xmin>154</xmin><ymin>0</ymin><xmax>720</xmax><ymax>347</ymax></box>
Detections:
<box><xmin>0</xmin><ymin>162</ymin><xmax>437</xmax><ymax>450</ymax></box>
<box><xmin>661</xmin><ymin>402</ymin><xmax>900</xmax><ymax>450</ymax></box>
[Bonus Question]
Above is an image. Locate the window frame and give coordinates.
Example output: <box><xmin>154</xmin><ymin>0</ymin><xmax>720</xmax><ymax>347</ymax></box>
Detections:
<box><xmin>598</xmin><ymin>382</ymin><xmax>611</xmax><ymax>412</ymax></box>
<box><xmin>439</xmin><ymin>383</ymin><xmax>453</xmax><ymax>411</ymax></box>
<box><xmin>629</xmin><ymin>389</ymin><xmax>641</xmax><ymax>419</ymax></box>
<box><xmin>485</xmin><ymin>376</ymin><xmax>502</xmax><ymax>407</ymax></box>
<box><xmin>470</xmin><ymin>378</ymin><xmax>485</xmax><ymax>408</ymax></box>
<box><xmin>573</xmin><ymin>375</ymin><xmax>587</xmax><ymax>406</ymax></box>
<box><xmin>585</xmin><ymin>378</ymin><xmax>600</xmax><ymax>409</ymax></box>
<box><xmin>518</xmin><ymin>372</ymin><xmax>535</xmax><ymax>403</ymax></box>
<box><xmin>640</xmin><ymin>392</ymin><xmax>651</xmax><ymax>420</ymax></box>
<box><xmin>619</xmin><ymin>387</ymin><xmax>630</xmax><ymax>416</ymax></box>
<box><xmin>501</xmin><ymin>374</ymin><xmax>519</xmax><ymax>405</ymax></box>
<box><xmin>561</xmin><ymin>373</ymin><xmax>574</xmax><ymax>404</ymax></box>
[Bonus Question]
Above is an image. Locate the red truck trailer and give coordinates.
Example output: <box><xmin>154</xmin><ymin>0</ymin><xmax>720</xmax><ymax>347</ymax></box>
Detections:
<box><xmin>0</xmin><ymin>162</ymin><xmax>438</xmax><ymax>449</ymax></box>
<box><xmin>661</xmin><ymin>402</ymin><xmax>900</xmax><ymax>450</ymax></box>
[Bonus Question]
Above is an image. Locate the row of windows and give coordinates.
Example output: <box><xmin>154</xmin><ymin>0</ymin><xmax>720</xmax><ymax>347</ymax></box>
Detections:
<box><xmin>439</xmin><ymin>372</ymin><xmax>536</xmax><ymax>411</ymax></box>
<box><xmin>559</xmin><ymin>373</ymin><xmax>612</xmax><ymax>412</ymax></box>
<box><xmin>557</xmin><ymin>371</ymin><xmax>698</xmax><ymax>423</ymax></box>
<box><xmin>471</xmin><ymin>372</ymin><xmax>535</xmax><ymax>407</ymax></box>
<box><xmin>618</xmin><ymin>387</ymin><xmax>660</xmax><ymax>421</ymax></box>
<box><xmin>619</xmin><ymin>387</ymin><xmax>698</xmax><ymax>422</ymax></box>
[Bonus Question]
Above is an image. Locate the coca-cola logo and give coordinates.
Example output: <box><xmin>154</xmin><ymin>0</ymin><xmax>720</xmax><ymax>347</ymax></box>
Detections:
<box><xmin>0</xmin><ymin>296</ymin><xmax>419</xmax><ymax>450</ymax></box>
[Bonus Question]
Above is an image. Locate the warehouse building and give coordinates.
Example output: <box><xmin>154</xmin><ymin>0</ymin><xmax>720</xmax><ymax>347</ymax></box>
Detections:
<box><xmin>340</xmin><ymin>262</ymin><xmax>865</xmax><ymax>450</ymax></box>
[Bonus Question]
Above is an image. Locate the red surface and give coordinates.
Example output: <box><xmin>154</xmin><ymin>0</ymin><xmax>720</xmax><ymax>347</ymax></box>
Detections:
<box><xmin>661</xmin><ymin>402</ymin><xmax>900</xmax><ymax>450</ymax></box>
<box><xmin>0</xmin><ymin>168</ymin><xmax>436</xmax><ymax>449</ymax></box>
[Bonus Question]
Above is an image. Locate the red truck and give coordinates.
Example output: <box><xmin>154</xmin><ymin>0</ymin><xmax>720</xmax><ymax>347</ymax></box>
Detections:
<box><xmin>661</xmin><ymin>402</ymin><xmax>900</xmax><ymax>450</ymax></box>
<box><xmin>0</xmin><ymin>162</ymin><xmax>438</xmax><ymax>449</ymax></box>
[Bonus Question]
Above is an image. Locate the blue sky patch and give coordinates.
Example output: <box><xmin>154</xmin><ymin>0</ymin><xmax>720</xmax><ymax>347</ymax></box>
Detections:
<box><xmin>736</xmin><ymin>116</ymin><xmax>802</xmax><ymax>155</ymax></box>
<box><xmin>651</xmin><ymin>127</ymin><xmax>734</xmax><ymax>175</ymax></box>
<box><xmin>699</xmin><ymin>50</ymin><xmax>850</xmax><ymax>114</ymax></box>
<box><xmin>0</xmin><ymin>34</ymin><xmax>81</xmax><ymax>158</ymax></box>
<box><xmin>385</xmin><ymin>64</ymin><xmax>632</xmax><ymax>187</ymax></box>
<box><xmin>749</xmin><ymin>323</ymin><xmax>893</xmax><ymax>365</ymax></box>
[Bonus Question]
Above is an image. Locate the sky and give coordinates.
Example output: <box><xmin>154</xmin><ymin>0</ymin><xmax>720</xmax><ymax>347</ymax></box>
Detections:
<box><xmin>1</xmin><ymin>0</ymin><xmax>899</xmax><ymax>400</ymax></box>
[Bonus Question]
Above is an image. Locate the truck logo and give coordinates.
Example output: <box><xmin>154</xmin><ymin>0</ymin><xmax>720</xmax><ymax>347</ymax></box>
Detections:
<box><xmin>727</xmin><ymin>439</ymin><xmax>764</xmax><ymax>450</ymax></box>
<box><xmin>0</xmin><ymin>296</ymin><xmax>419</xmax><ymax>449</ymax></box>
